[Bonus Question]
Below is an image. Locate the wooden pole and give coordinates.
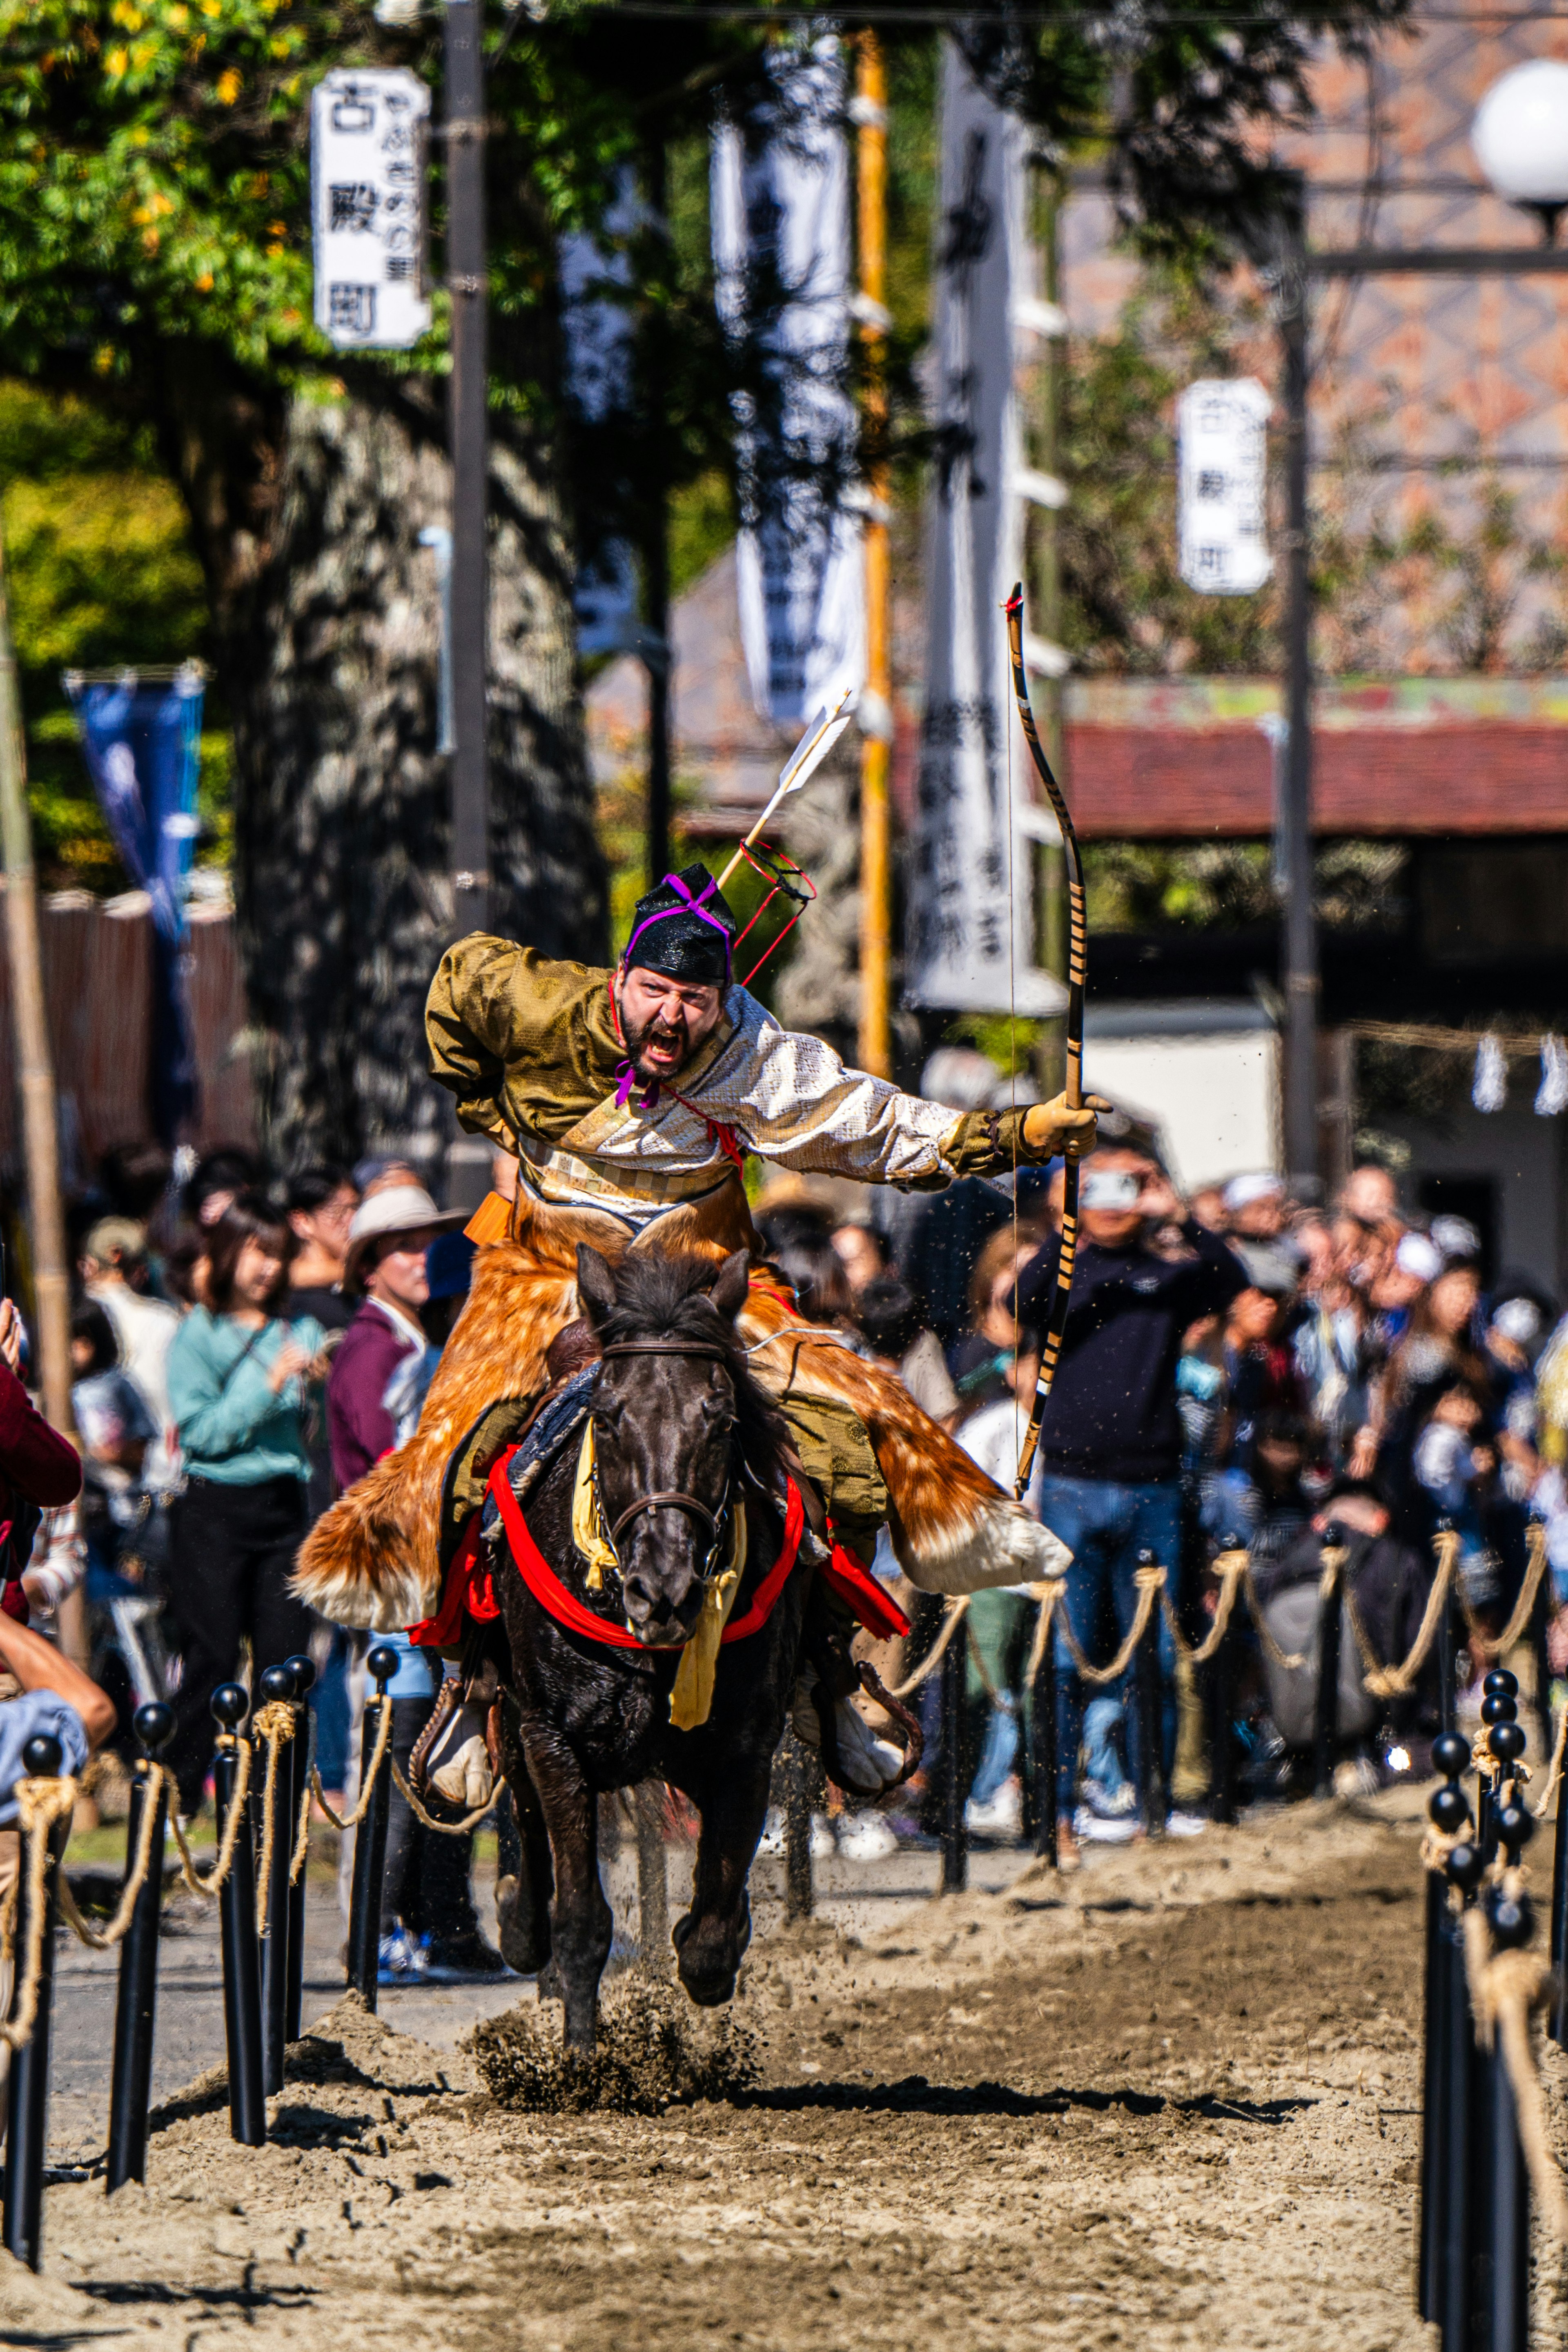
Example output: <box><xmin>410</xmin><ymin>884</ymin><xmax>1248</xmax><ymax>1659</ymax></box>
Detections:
<box><xmin>855</xmin><ymin>30</ymin><xmax>893</xmax><ymax>1079</ymax></box>
<box><xmin>0</xmin><ymin>528</ymin><xmax>73</xmax><ymax>1451</ymax></box>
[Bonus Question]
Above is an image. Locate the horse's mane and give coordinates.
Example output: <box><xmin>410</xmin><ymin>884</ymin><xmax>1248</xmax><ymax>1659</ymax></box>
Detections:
<box><xmin>599</xmin><ymin>1251</ymin><xmax>788</xmax><ymax>1488</ymax></box>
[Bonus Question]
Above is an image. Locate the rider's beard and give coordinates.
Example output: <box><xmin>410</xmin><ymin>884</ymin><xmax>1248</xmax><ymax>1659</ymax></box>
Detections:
<box><xmin>623</xmin><ymin>1005</ymin><xmax>691</xmax><ymax>1083</ymax></box>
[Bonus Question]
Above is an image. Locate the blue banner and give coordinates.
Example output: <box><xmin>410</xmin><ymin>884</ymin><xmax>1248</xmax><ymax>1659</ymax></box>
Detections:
<box><xmin>62</xmin><ymin>667</ymin><xmax>203</xmax><ymax>1143</ymax></box>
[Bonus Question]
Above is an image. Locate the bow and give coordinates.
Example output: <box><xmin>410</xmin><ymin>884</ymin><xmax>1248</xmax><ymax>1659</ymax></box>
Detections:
<box><xmin>1004</xmin><ymin>581</ymin><xmax>1086</xmax><ymax>1501</ymax></box>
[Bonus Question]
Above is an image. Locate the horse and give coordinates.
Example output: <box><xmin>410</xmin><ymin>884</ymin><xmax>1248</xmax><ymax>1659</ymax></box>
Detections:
<box><xmin>477</xmin><ymin>1240</ymin><xmax>828</xmax><ymax>2052</ymax></box>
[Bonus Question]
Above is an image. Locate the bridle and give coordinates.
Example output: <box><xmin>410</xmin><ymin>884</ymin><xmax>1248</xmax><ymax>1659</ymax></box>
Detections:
<box><xmin>592</xmin><ymin>1338</ymin><xmax>736</xmax><ymax>1581</ymax></box>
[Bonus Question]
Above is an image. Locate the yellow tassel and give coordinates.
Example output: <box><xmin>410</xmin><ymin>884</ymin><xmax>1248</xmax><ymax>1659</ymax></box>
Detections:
<box><xmin>571</xmin><ymin>1424</ymin><xmax>620</xmax><ymax>1593</ymax></box>
<box><xmin>669</xmin><ymin>1501</ymin><xmax>748</xmax><ymax>1732</ymax></box>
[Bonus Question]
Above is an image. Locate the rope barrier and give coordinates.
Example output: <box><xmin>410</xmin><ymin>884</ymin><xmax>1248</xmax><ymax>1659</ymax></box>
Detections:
<box><xmin>1054</xmin><ymin>1561</ymin><xmax>1165</xmax><ymax>1688</ymax></box>
<box><xmin>1343</xmin><ymin>1532</ymin><xmax>1456</xmax><ymax>1699</ymax></box>
<box><xmin>1463</xmin><ymin>1895</ymin><xmax>1568</xmax><ymax>2240</ymax></box>
<box><xmin>889</xmin><ymin>1595</ymin><xmax>970</xmax><ymax>1699</ymax></box>
<box><xmin>1461</xmin><ymin>1522</ymin><xmax>1555</xmax><ymax>1666</ymax></box>
<box><xmin>0</xmin><ymin>1775</ymin><xmax>77</xmax><ymax>2052</ymax></box>
<box><xmin>309</xmin><ymin>1693</ymin><xmax>394</xmax><ymax>1833</ymax></box>
<box><xmin>52</xmin><ymin>1762</ymin><xmax>167</xmax><ymax>1952</ymax></box>
<box><xmin>1023</xmin><ymin>1578</ymin><xmax>1065</xmax><ymax>1687</ymax></box>
<box><xmin>1160</xmin><ymin>1550</ymin><xmax>1247</xmax><ymax>1667</ymax></box>
<box><xmin>1242</xmin><ymin>1561</ymin><xmax>1312</xmax><ymax>1673</ymax></box>
<box><xmin>168</xmin><ymin>1734</ymin><xmax>253</xmax><ymax>1898</ymax></box>
<box><xmin>388</xmin><ymin>1755</ymin><xmax>508</xmax><ymax>1837</ymax></box>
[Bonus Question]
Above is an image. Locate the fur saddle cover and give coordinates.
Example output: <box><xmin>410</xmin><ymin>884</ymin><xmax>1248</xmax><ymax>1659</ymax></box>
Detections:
<box><xmin>293</xmin><ymin>1189</ymin><xmax>1071</xmax><ymax>1632</ymax></box>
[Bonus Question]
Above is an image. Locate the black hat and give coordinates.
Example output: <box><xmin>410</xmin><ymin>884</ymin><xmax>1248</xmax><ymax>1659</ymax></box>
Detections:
<box><xmin>622</xmin><ymin>862</ymin><xmax>737</xmax><ymax>984</ymax></box>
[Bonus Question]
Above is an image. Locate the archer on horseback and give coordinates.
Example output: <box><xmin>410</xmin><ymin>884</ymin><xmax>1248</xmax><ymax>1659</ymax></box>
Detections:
<box><xmin>296</xmin><ymin>846</ymin><xmax>1105</xmax><ymax>1788</ymax></box>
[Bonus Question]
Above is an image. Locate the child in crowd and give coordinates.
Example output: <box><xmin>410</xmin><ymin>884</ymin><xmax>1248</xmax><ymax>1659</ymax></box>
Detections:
<box><xmin>1413</xmin><ymin>1379</ymin><xmax>1497</xmax><ymax>1607</ymax></box>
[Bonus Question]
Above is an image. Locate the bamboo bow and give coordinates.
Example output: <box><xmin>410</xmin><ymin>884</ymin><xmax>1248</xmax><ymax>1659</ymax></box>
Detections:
<box><xmin>1004</xmin><ymin>582</ymin><xmax>1087</xmax><ymax>1500</ymax></box>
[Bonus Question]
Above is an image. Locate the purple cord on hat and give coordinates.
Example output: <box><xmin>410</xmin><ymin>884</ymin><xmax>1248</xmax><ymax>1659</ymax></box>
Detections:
<box><xmin>621</xmin><ymin>870</ymin><xmax>732</xmax><ymax>975</ymax></box>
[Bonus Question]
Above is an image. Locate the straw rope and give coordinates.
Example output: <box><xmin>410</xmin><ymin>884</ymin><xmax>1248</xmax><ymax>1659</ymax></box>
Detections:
<box><xmin>310</xmin><ymin>1692</ymin><xmax>394</xmax><ymax>1833</ymax></box>
<box><xmin>889</xmin><ymin>1595</ymin><xmax>971</xmax><ymax>1699</ymax></box>
<box><xmin>1463</xmin><ymin>1900</ymin><xmax>1568</xmax><ymax>2241</ymax></box>
<box><xmin>289</xmin><ymin>1707</ymin><xmax>316</xmax><ymax>1887</ymax></box>
<box><xmin>1241</xmin><ymin>1555</ymin><xmax>1344</xmax><ymax>1676</ymax></box>
<box><xmin>249</xmin><ymin>1699</ymin><xmax>298</xmax><ymax>1938</ymax></box>
<box><xmin>168</xmin><ymin>1734</ymin><xmax>253</xmax><ymax>1897</ymax></box>
<box><xmin>1343</xmin><ymin>1532</ymin><xmax>1455</xmax><ymax>1699</ymax></box>
<box><xmin>53</xmin><ymin>1762</ymin><xmax>167</xmax><ymax>1951</ymax></box>
<box><xmin>388</xmin><ymin>1755</ymin><xmax>508</xmax><ymax>1836</ymax></box>
<box><xmin>1534</xmin><ymin>1695</ymin><xmax>1568</xmax><ymax>1822</ymax></box>
<box><xmin>1024</xmin><ymin>1579</ymin><xmax>1066</xmax><ymax>1686</ymax></box>
<box><xmin>0</xmin><ymin>1775</ymin><xmax>77</xmax><ymax>2051</ymax></box>
<box><xmin>1161</xmin><ymin>1550</ymin><xmax>1247</xmax><ymax>1667</ymax></box>
<box><xmin>1462</xmin><ymin>1523</ymin><xmax>1555</xmax><ymax>1665</ymax></box>
<box><xmin>1055</xmin><ymin>1562</ymin><xmax>1166</xmax><ymax>1687</ymax></box>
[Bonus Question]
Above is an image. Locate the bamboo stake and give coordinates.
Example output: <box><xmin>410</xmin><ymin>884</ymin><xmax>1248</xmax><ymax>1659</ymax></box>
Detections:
<box><xmin>0</xmin><ymin>530</ymin><xmax>74</xmax><ymax>1457</ymax></box>
<box><xmin>855</xmin><ymin>28</ymin><xmax>892</xmax><ymax>1079</ymax></box>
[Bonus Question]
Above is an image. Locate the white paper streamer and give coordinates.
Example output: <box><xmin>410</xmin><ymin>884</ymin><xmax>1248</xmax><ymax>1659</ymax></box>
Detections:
<box><xmin>1536</xmin><ymin>1034</ymin><xmax>1568</xmax><ymax>1116</ymax></box>
<box><xmin>1473</xmin><ymin>1033</ymin><xmax>1507</xmax><ymax>1114</ymax></box>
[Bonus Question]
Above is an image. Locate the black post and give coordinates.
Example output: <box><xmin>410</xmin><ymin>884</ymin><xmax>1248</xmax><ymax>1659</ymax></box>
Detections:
<box><xmin>1530</xmin><ymin>1548</ymin><xmax>1552</xmax><ymax>1774</ymax></box>
<box><xmin>1437</xmin><ymin>1534</ymin><xmax>1457</xmax><ymax>1737</ymax></box>
<box><xmin>940</xmin><ymin>1624</ymin><xmax>968</xmax><ymax>1893</ymax></box>
<box><xmin>255</xmin><ymin>1663</ymin><xmax>296</xmax><ymax>2096</ymax></box>
<box><xmin>1441</xmin><ymin>1837</ymin><xmax>1486</xmax><ymax>2352</ymax></box>
<box><xmin>1481</xmin><ymin>1817</ymin><xmax>1535</xmax><ymax>2352</ymax></box>
<box><xmin>105</xmin><ymin>1702</ymin><xmax>175</xmax><ymax>2193</ymax></box>
<box><xmin>1312</xmin><ymin>1535</ymin><xmax>1345</xmax><ymax>1801</ymax></box>
<box><xmin>1420</xmin><ymin>1735</ymin><xmax>1470</xmax><ymax>2323</ymax></box>
<box><xmin>1552</xmin><ymin>1747</ymin><xmax>1568</xmax><ymax>2049</ymax></box>
<box><xmin>2</xmin><ymin>1732</ymin><xmax>66</xmax><ymax>2272</ymax></box>
<box><xmin>283</xmin><ymin>1653</ymin><xmax>316</xmax><ymax>2045</ymax></box>
<box><xmin>1479</xmin><ymin>1675</ymin><xmax>1519</xmax><ymax>1865</ymax></box>
<box><xmin>345</xmin><ymin>1646</ymin><xmax>399</xmax><ymax>2009</ymax></box>
<box><xmin>1276</xmin><ymin>175</ymin><xmax>1318</xmax><ymax>1192</ymax></box>
<box><xmin>445</xmin><ymin>0</ymin><xmax>488</xmax><ymax>951</ymax></box>
<box><xmin>1028</xmin><ymin>1613</ymin><xmax>1059</xmax><ymax>1864</ymax></box>
<box><xmin>212</xmin><ymin>1684</ymin><xmax>265</xmax><ymax>2146</ymax></box>
<box><xmin>1133</xmin><ymin>1553</ymin><xmax>1166</xmax><ymax>1835</ymax></box>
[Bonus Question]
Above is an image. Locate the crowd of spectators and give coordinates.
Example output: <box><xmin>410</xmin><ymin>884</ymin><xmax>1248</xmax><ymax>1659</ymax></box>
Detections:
<box><xmin>760</xmin><ymin>1051</ymin><xmax>1568</xmax><ymax>1867</ymax></box>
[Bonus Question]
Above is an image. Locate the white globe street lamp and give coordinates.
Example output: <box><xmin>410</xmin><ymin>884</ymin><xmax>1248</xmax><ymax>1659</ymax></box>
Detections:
<box><xmin>1472</xmin><ymin>58</ymin><xmax>1568</xmax><ymax>242</ymax></box>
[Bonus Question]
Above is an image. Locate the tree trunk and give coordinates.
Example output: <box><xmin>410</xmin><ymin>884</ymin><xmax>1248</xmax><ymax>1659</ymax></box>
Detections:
<box><xmin>164</xmin><ymin>368</ymin><xmax>606</xmax><ymax>1175</ymax></box>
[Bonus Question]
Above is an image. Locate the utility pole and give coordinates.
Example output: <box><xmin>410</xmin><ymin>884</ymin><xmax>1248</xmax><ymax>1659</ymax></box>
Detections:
<box><xmin>446</xmin><ymin>0</ymin><xmax>489</xmax><ymax>947</ymax></box>
<box><xmin>0</xmin><ymin>536</ymin><xmax>77</xmax><ymax>1664</ymax></box>
<box><xmin>644</xmin><ymin>135</ymin><xmax>672</xmax><ymax>890</ymax></box>
<box><xmin>855</xmin><ymin>30</ymin><xmax>893</xmax><ymax>1078</ymax></box>
<box><xmin>443</xmin><ymin>0</ymin><xmax>491</xmax><ymax>1208</ymax></box>
<box><xmin>1276</xmin><ymin>181</ymin><xmax>1318</xmax><ymax>1192</ymax></box>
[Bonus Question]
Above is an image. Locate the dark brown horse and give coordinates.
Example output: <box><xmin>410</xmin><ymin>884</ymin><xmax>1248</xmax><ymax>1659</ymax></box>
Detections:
<box><xmin>483</xmin><ymin>1242</ymin><xmax>821</xmax><ymax>2051</ymax></box>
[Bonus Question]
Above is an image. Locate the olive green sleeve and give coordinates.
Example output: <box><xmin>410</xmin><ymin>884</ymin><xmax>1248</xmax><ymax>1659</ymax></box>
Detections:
<box><xmin>425</xmin><ymin>936</ymin><xmax>617</xmax><ymax>1147</ymax></box>
<box><xmin>941</xmin><ymin>1106</ymin><xmax>1057</xmax><ymax>1179</ymax></box>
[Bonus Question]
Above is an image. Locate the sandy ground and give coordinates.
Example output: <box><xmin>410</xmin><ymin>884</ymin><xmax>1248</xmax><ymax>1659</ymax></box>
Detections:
<box><xmin>7</xmin><ymin>1791</ymin><xmax>1568</xmax><ymax>2350</ymax></box>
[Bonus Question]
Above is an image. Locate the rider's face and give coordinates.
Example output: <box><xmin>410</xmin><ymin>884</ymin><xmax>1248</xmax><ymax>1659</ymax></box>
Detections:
<box><xmin>616</xmin><ymin>966</ymin><xmax>724</xmax><ymax>1084</ymax></box>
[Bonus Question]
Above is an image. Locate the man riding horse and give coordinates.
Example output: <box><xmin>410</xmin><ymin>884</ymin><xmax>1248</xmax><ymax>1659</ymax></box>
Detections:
<box><xmin>295</xmin><ymin>862</ymin><xmax>1099</xmax><ymax>1802</ymax></box>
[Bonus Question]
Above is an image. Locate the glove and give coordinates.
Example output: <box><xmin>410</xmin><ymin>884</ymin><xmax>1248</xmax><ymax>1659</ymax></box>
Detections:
<box><xmin>1021</xmin><ymin>1091</ymin><xmax>1111</xmax><ymax>1161</ymax></box>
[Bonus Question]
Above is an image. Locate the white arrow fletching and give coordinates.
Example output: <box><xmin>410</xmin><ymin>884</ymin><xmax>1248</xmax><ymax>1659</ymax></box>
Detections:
<box><xmin>715</xmin><ymin>686</ymin><xmax>858</xmax><ymax>892</ymax></box>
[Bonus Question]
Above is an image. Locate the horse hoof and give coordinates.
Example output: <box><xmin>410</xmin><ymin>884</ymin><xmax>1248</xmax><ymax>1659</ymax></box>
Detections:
<box><xmin>676</xmin><ymin>1944</ymin><xmax>738</xmax><ymax>2009</ymax></box>
<box><xmin>495</xmin><ymin>1874</ymin><xmax>551</xmax><ymax>1976</ymax></box>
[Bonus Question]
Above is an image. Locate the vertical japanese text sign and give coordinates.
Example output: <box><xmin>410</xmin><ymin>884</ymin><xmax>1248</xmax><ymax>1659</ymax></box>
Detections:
<box><xmin>312</xmin><ymin>69</ymin><xmax>432</xmax><ymax>350</ymax></box>
<box><xmin>1177</xmin><ymin>378</ymin><xmax>1271</xmax><ymax>595</ymax></box>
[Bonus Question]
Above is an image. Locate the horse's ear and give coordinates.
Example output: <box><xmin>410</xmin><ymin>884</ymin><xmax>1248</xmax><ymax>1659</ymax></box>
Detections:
<box><xmin>708</xmin><ymin>1247</ymin><xmax>750</xmax><ymax>1324</ymax></box>
<box><xmin>575</xmin><ymin>1245</ymin><xmax>617</xmax><ymax>1332</ymax></box>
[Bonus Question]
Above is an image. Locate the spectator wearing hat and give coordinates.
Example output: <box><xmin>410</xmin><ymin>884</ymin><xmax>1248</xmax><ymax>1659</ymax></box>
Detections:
<box><xmin>326</xmin><ymin>1198</ymin><xmax>499</xmax><ymax>1984</ymax></box>
<box><xmin>78</xmin><ymin>1216</ymin><xmax>180</xmax><ymax>1494</ymax></box>
<box><xmin>1221</xmin><ymin>1172</ymin><xmax>1288</xmax><ymax>1240</ymax></box>
<box><xmin>163</xmin><ymin>1192</ymin><xmax>330</xmax><ymax>1814</ymax></box>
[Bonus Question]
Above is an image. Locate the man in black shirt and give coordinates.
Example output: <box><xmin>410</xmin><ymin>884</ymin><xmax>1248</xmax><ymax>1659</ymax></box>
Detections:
<box><xmin>1016</xmin><ymin>1147</ymin><xmax>1248</xmax><ymax>1861</ymax></box>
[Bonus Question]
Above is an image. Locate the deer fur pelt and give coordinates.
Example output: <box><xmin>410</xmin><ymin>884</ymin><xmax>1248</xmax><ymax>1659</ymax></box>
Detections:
<box><xmin>293</xmin><ymin>1185</ymin><xmax>1069</xmax><ymax>1630</ymax></box>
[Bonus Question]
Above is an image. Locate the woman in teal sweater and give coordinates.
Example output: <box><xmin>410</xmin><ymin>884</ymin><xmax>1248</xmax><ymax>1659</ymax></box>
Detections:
<box><xmin>164</xmin><ymin>1192</ymin><xmax>330</xmax><ymax>1812</ymax></box>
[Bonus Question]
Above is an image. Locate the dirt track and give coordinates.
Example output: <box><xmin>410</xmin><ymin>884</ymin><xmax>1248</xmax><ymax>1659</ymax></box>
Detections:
<box><xmin>9</xmin><ymin>1792</ymin><xmax>1568</xmax><ymax>2349</ymax></box>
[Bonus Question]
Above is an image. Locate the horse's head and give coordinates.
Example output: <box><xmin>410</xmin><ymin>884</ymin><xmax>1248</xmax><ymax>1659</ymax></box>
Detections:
<box><xmin>575</xmin><ymin>1243</ymin><xmax>755</xmax><ymax>1649</ymax></box>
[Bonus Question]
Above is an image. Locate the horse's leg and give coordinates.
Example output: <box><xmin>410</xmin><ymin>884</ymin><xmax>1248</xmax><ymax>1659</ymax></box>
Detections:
<box><xmin>525</xmin><ymin>1730</ymin><xmax>614</xmax><ymax>2051</ymax></box>
<box><xmin>493</xmin><ymin>1697</ymin><xmax>554</xmax><ymax>1975</ymax></box>
<box><xmin>666</xmin><ymin>1753</ymin><xmax>771</xmax><ymax>2009</ymax></box>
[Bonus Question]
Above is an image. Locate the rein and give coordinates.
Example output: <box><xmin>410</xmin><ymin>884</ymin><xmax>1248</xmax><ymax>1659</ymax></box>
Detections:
<box><xmin>596</xmin><ymin>1335</ymin><xmax>735</xmax><ymax>1559</ymax></box>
